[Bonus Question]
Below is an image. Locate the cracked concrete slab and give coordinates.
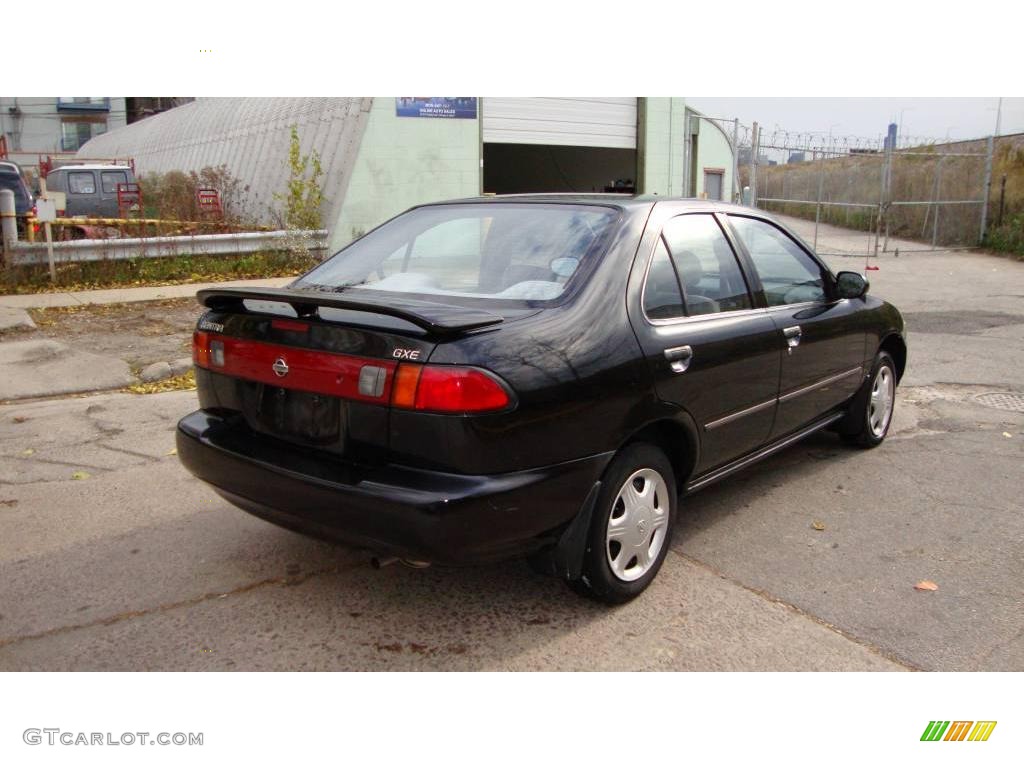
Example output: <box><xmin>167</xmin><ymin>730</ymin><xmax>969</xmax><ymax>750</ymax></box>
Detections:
<box><xmin>0</xmin><ymin>307</ymin><xmax>36</xmax><ymax>332</ymax></box>
<box><xmin>0</xmin><ymin>339</ymin><xmax>134</xmax><ymax>400</ymax></box>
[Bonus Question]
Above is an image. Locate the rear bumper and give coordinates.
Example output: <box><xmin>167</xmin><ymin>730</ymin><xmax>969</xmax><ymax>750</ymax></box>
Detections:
<box><xmin>176</xmin><ymin>410</ymin><xmax>612</xmax><ymax>565</ymax></box>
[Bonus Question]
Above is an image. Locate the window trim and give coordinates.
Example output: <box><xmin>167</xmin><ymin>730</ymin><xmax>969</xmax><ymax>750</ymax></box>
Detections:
<box><xmin>640</xmin><ymin>212</ymin><xmax>757</xmax><ymax>326</ymax></box>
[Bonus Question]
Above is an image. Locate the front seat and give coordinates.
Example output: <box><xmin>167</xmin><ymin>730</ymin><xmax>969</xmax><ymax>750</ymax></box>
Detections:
<box><xmin>674</xmin><ymin>250</ymin><xmax>720</xmax><ymax>316</ymax></box>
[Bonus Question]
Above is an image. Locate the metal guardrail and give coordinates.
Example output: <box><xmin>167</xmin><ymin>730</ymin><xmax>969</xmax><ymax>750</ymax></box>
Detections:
<box><xmin>6</xmin><ymin>229</ymin><xmax>328</xmax><ymax>267</ymax></box>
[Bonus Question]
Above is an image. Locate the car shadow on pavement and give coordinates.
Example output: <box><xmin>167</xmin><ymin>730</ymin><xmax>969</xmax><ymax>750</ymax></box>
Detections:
<box><xmin>671</xmin><ymin>428</ymin><xmax>867</xmax><ymax>548</ymax></box>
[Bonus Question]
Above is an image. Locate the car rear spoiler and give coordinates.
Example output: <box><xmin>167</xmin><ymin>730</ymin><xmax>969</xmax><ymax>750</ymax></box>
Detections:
<box><xmin>196</xmin><ymin>287</ymin><xmax>504</xmax><ymax>336</ymax></box>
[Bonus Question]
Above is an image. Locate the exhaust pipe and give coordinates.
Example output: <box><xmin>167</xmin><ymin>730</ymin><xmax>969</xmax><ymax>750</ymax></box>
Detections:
<box><xmin>370</xmin><ymin>556</ymin><xmax>432</xmax><ymax>570</ymax></box>
<box><xmin>401</xmin><ymin>559</ymin><xmax>431</xmax><ymax>569</ymax></box>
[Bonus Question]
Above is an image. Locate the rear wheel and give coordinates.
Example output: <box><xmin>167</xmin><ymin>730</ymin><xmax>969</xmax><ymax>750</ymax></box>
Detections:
<box><xmin>567</xmin><ymin>443</ymin><xmax>676</xmax><ymax>604</ymax></box>
<box><xmin>842</xmin><ymin>351</ymin><xmax>896</xmax><ymax>448</ymax></box>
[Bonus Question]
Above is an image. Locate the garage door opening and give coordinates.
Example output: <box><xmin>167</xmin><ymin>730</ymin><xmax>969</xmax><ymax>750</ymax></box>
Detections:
<box><xmin>483</xmin><ymin>143</ymin><xmax>637</xmax><ymax>195</ymax></box>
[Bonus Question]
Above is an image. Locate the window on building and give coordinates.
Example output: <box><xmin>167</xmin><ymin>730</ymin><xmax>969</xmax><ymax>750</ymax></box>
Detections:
<box><xmin>61</xmin><ymin>119</ymin><xmax>108</xmax><ymax>151</ymax></box>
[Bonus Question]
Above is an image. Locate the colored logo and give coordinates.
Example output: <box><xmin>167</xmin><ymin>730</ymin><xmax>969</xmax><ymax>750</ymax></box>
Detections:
<box><xmin>921</xmin><ymin>721</ymin><xmax>997</xmax><ymax>742</ymax></box>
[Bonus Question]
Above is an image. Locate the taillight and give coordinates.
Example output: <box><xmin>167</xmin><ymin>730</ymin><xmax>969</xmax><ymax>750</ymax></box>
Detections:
<box><xmin>391</xmin><ymin>364</ymin><xmax>512</xmax><ymax>414</ymax></box>
<box><xmin>192</xmin><ymin>331</ymin><xmax>210</xmax><ymax>368</ymax></box>
<box><xmin>193</xmin><ymin>331</ymin><xmax>225</xmax><ymax>368</ymax></box>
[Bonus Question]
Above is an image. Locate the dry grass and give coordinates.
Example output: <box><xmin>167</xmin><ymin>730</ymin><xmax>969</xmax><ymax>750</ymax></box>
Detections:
<box><xmin>1</xmin><ymin>250</ymin><xmax>316</xmax><ymax>295</ymax></box>
<box><xmin>747</xmin><ymin>134</ymin><xmax>1024</xmax><ymax>252</ymax></box>
<box><xmin>125</xmin><ymin>370</ymin><xmax>196</xmax><ymax>395</ymax></box>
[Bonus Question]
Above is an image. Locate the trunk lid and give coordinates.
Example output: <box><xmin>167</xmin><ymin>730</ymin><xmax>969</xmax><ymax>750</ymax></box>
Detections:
<box><xmin>192</xmin><ymin>287</ymin><xmax>508</xmax><ymax>461</ymax></box>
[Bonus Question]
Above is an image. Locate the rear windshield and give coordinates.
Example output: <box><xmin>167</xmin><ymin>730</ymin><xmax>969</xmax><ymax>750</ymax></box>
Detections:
<box><xmin>0</xmin><ymin>172</ymin><xmax>30</xmax><ymax>209</ymax></box>
<box><xmin>297</xmin><ymin>203</ymin><xmax>619</xmax><ymax>305</ymax></box>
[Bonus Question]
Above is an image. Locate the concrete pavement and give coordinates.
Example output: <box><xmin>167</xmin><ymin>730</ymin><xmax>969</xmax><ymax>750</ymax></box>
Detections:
<box><xmin>0</xmin><ymin>392</ymin><xmax>901</xmax><ymax>671</ymax></box>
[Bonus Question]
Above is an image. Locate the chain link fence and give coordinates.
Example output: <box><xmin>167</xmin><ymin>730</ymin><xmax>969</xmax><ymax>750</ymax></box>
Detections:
<box><xmin>732</xmin><ymin>124</ymin><xmax>995</xmax><ymax>257</ymax></box>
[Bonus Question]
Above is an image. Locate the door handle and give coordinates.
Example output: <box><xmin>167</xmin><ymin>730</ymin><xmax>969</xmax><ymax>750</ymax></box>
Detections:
<box><xmin>664</xmin><ymin>345</ymin><xmax>693</xmax><ymax>374</ymax></box>
<box><xmin>783</xmin><ymin>326</ymin><xmax>802</xmax><ymax>354</ymax></box>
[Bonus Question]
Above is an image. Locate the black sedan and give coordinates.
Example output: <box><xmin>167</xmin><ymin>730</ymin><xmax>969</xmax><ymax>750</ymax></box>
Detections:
<box><xmin>178</xmin><ymin>196</ymin><xmax>906</xmax><ymax>603</ymax></box>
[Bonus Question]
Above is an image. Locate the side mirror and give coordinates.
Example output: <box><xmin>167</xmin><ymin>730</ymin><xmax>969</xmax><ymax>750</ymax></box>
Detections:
<box><xmin>835</xmin><ymin>271</ymin><xmax>869</xmax><ymax>300</ymax></box>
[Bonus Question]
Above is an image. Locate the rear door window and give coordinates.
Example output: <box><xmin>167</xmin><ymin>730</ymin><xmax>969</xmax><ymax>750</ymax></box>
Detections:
<box><xmin>68</xmin><ymin>171</ymin><xmax>96</xmax><ymax>195</ymax></box>
<box><xmin>642</xmin><ymin>238</ymin><xmax>686</xmax><ymax>320</ymax></box>
<box><xmin>661</xmin><ymin>214</ymin><xmax>752</xmax><ymax>316</ymax></box>
<box><xmin>101</xmin><ymin>171</ymin><xmax>127</xmax><ymax>195</ymax></box>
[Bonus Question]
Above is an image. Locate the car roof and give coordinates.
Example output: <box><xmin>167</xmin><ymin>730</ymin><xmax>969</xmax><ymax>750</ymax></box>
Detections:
<box><xmin>421</xmin><ymin>194</ymin><xmax>757</xmax><ymax>214</ymax></box>
<box><xmin>49</xmin><ymin>164</ymin><xmax>132</xmax><ymax>172</ymax></box>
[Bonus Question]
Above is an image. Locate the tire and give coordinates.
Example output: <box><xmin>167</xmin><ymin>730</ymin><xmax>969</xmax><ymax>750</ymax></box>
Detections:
<box><xmin>841</xmin><ymin>351</ymin><xmax>897</xmax><ymax>448</ymax></box>
<box><xmin>566</xmin><ymin>443</ymin><xmax>676</xmax><ymax>604</ymax></box>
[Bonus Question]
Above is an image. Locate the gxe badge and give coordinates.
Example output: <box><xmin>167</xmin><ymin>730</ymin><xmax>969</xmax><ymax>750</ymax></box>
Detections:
<box><xmin>272</xmin><ymin>357</ymin><xmax>289</xmax><ymax>378</ymax></box>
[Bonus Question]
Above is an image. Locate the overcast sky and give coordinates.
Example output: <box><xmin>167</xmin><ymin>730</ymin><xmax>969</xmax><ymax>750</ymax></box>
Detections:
<box><xmin>686</xmin><ymin>97</ymin><xmax>1022</xmax><ymax>145</ymax></box>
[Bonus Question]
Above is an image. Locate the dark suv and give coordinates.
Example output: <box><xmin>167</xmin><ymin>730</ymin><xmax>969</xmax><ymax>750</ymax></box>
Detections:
<box><xmin>178</xmin><ymin>196</ymin><xmax>906</xmax><ymax>602</ymax></box>
<box><xmin>0</xmin><ymin>161</ymin><xmax>35</xmax><ymax>237</ymax></box>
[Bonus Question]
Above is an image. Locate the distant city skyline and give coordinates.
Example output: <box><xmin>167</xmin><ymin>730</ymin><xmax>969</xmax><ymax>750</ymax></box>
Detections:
<box><xmin>687</xmin><ymin>97</ymin><xmax>1022</xmax><ymax>144</ymax></box>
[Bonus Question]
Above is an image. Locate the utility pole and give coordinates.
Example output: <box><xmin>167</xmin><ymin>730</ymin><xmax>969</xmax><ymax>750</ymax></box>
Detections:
<box><xmin>750</xmin><ymin>122</ymin><xmax>759</xmax><ymax>208</ymax></box>
<box><xmin>980</xmin><ymin>135</ymin><xmax>994</xmax><ymax>245</ymax></box>
<box><xmin>731</xmin><ymin>118</ymin><xmax>739</xmax><ymax>202</ymax></box>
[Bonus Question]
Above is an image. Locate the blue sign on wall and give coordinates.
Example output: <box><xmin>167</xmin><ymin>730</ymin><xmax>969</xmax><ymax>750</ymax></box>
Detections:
<box><xmin>396</xmin><ymin>97</ymin><xmax>477</xmax><ymax>119</ymax></box>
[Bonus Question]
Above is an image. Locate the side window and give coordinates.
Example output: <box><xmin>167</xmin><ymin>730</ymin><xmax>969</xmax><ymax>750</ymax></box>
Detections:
<box><xmin>729</xmin><ymin>216</ymin><xmax>827</xmax><ymax>306</ymax></box>
<box><xmin>661</xmin><ymin>214</ymin><xmax>752</xmax><ymax>316</ymax></box>
<box><xmin>642</xmin><ymin>238</ymin><xmax>686</xmax><ymax>320</ymax></box>
<box><xmin>68</xmin><ymin>172</ymin><xmax>96</xmax><ymax>195</ymax></box>
<box><xmin>101</xmin><ymin>171</ymin><xmax>127</xmax><ymax>195</ymax></box>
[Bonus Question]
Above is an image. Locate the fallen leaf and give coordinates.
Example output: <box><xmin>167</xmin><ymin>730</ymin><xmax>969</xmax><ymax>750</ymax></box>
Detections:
<box><xmin>22</xmin><ymin>448</ymin><xmax>34</xmax><ymax>456</ymax></box>
<box><xmin>166</xmin><ymin>448</ymin><xmax>177</xmax><ymax>456</ymax></box>
<box><xmin>1002</xmin><ymin>432</ymin><xmax>1012</xmax><ymax>438</ymax></box>
<box><xmin>71</xmin><ymin>471</ymin><xmax>91</xmax><ymax>481</ymax></box>
<box><xmin>914</xmin><ymin>580</ymin><xmax>939</xmax><ymax>591</ymax></box>
<box><xmin>811</xmin><ymin>520</ymin><xmax>826</xmax><ymax>531</ymax></box>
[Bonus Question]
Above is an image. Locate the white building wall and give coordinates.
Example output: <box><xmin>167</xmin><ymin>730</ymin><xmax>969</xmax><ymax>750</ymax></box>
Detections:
<box><xmin>78</xmin><ymin>97</ymin><xmax>371</xmax><ymax>228</ymax></box>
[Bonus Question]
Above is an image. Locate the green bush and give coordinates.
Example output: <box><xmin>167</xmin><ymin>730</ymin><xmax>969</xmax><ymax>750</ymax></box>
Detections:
<box><xmin>984</xmin><ymin>216</ymin><xmax>1024</xmax><ymax>258</ymax></box>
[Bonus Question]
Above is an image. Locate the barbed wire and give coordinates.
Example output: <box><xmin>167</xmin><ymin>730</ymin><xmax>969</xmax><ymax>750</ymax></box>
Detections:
<box><xmin>727</xmin><ymin>122</ymin><xmax>981</xmax><ymax>153</ymax></box>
